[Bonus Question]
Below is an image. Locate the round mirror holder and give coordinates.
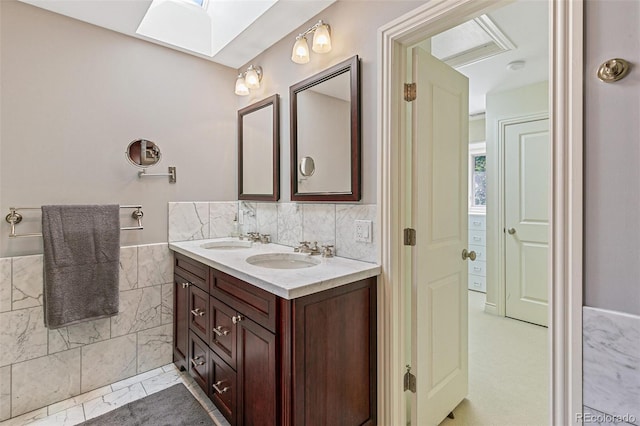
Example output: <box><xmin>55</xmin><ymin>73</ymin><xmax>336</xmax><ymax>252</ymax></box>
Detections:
<box><xmin>126</xmin><ymin>139</ymin><xmax>177</xmax><ymax>183</ymax></box>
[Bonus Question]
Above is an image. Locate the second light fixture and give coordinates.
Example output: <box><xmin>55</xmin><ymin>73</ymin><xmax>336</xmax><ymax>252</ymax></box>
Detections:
<box><xmin>291</xmin><ymin>20</ymin><xmax>332</xmax><ymax>64</ymax></box>
<box><xmin>235</xmin><ymin>65</ymin><xmax>262</xmax><ymax>96</ymax></box>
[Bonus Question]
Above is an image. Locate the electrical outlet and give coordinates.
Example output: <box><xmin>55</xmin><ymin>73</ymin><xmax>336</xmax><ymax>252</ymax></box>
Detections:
<box><xmin>355</xmin><ymin>220</ymin><xmax>373</xmax><ymax>243</ymax></box>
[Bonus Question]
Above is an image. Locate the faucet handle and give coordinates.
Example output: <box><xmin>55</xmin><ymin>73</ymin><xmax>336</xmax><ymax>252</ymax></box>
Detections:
<box><xmin>321</xmin><ymin>244</ymin><xmax>335</xmax><ymax>258</ymax></box>
<box><xmin>259</xmin><ymin>234</ymin><xmax>271</xmax><ymax>244</ymax></box>
<box><xmin>299</xmin><ymin>241</ymin><xmax>310</xmax><ymax>247</ymax></box>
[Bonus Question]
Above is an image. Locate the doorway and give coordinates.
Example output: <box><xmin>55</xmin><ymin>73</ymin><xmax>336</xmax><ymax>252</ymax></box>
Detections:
<box><xmin>376</xmin><ymin>0</ymin><xmax>583</xmax><ymax>425</ymax></box>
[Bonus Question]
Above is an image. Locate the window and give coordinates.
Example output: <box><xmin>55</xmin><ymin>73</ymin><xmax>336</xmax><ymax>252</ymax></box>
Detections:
<box><xmin>469</xmin><ymin>142</ymin><xmax>486</xmax><ymax>213</ymax></box>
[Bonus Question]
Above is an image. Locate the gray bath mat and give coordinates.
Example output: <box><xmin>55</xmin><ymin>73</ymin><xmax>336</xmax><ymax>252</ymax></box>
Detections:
<box><xmin>80</xmin><ymin>384</ymin><xmax>214</xmax><ymax>426</ymax></box>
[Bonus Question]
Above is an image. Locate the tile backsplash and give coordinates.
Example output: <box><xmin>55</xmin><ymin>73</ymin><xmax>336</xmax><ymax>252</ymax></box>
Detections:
<box><xmin>168</xmin><ymin>201</ymin><xmax>378</xmax><ymax>263</ymax></box>
<box><xmin>0</xmin><ymin>243</ymin><xmax>174</xmax><ymax>421</ymax></box>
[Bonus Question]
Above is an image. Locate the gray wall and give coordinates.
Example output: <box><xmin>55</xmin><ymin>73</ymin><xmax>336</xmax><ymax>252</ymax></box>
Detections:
<box><xmin>0</xmin><ymin>0</ymin><xmax>237</xmax><ymax>257</ymax></box>
<box><xmin>236</xmin><ymin>1</ymin><xmax>426</xmax><ymax>204</ymax></box>
<box><xmin>584</xmin><ymin>0</ymin><xmax>640</xmax><ymax>316</ymax></box>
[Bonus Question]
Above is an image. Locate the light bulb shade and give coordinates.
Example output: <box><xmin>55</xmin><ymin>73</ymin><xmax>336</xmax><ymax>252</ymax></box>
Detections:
<box><xmin>291</xmin><ymin>36</ymin><xmax>310</xmax><ymax>64</ymax></box>
<box><xmin>234</xmin><ymin>74</ymin><xmax>249</xmax><ymax>96</ymax></box>
<box><xmin>312</xmin><ymin>23</ymin><xmax>331</xmax><ymax>53</ymax></box>
<box><xmin>245</xmin><ymin>66</ymin><xmax>261</xmax><ymax>89</ymax></box>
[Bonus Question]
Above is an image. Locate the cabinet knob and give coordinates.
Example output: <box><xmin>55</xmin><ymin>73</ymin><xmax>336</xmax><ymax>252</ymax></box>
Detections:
<box><xmin>508</xmin><ymin>228</ymin><xmax>516</xmax><ymax>235</ymax></box>
<box><xmin>213</xmin><ymin>325</ymin><xmax>230</xmax><ymax>337</ymax></box>
<box><xmin>181</xmin><ymin>282</ymin><xmax>190</xmax><ymax>288</ymax></box>
<box><xmin>190</xmin><ymin>308</ymin><xmax>205</xmax><ymax>317</ymax></box>
<box><xmin>232</xmin><ymin>315</ymin><xmax>244</xmax><ymax>324</ymax></box>
<box><xmin>212</xmin><ymin>381</ymin><xmax>230</xmax><ymax>394</ymax></box>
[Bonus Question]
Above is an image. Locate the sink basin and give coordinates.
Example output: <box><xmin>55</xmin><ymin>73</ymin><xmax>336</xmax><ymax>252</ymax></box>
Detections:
<box><xmin>201</xmin><ymin>240</ymin><xmax>252</xmax><ymax>250</ymax></box>
<box><xmin>245</xmin><ymin>253</ymin><xmax>321</xmax><ymax>269</ymax></box>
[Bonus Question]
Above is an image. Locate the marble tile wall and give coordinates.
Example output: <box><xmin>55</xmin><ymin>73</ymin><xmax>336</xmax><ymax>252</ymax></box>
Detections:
<box><xmin>169</xmin><ymin>201</ymin><xmax>378</xmax><ymax>263</ymax></box>
<box><xmin>0</xmin><ymin>242</ymin><xmax>174</xmax><ymax>421</ymax></box>
<box><xmin>583</xmin><ymin>306</ymin><xmax>640</xmax><ymax>425</ymax></box>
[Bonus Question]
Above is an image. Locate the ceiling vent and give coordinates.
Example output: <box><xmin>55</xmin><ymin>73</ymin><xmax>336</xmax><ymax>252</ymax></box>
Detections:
<box><xmin>431</xmin><ymin>15</ymin><xmax>516</xmax><ymax>68</ymax></box>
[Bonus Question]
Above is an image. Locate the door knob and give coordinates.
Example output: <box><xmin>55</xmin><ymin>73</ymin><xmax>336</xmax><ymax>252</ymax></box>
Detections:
<box><xmin>508</xmin><ymin>228</ymin><xmax>516</xmax><ymax>235</ymax></box>
<box><xmin>462</xmin><ymin>249</ymin><xmax>477</xmax><ymax>261</ymax></box>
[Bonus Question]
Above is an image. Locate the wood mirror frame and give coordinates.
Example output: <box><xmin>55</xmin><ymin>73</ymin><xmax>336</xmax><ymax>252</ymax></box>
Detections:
<box><xmin>238</xmin><ymin>94</ymin><xmax>280</xmax><ymax>201</ymax></box>
<box><xmin>290</xmin><ymin>55</ymin><xmax>361</xmax><ymax>202</ymax></box>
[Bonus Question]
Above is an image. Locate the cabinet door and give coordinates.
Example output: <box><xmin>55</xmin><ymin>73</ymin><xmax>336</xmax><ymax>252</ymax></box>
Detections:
<box><xmin>189</xmin><ymin>285</ymin><xmax>210</xmax><ymax>343</ymax></box>
<box><xmin>209</xmin><ymin>296</ymin><xmax>237</xmax><ymax>370</ymax></box>
<box><xmin>210</xmin><ymin>349</ymin><xmax>237</xmax><ymax>426</ymax></box>
<box><xmin>188</xmin><ymin>331</ymin><xmax>210</xmax><ymax>393</ymax></box>
<box><xmin>237</xmin><ymin>317</ymin><xmax>277</xmax><ymax>426</ymax></box>
<box><xmin>173</xmin><ymin>274</ymin><xmax>190</xmax><ymax>371</ymax></box>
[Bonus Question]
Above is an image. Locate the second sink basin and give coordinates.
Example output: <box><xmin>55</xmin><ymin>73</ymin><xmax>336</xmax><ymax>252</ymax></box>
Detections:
<box><xmin>201</xmin><ymin>240</ymin><xmax>252</xmax><ymax>250</ymax></box>
<box><xmin>246</xmin><ymin>253</ymin><xmax>321</xmax><ymax>269</ymax></box>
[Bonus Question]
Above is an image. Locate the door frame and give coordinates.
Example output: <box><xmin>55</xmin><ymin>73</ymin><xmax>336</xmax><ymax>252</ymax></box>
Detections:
<box><xmin>376</xmin><ymin>1</ymin><xmax>583</xmax><ymax>425</ymax></box>
<box><xmin>494</xmin><ymin>111</ymin><xmax>550</xmax><ymax>318</ymax></box>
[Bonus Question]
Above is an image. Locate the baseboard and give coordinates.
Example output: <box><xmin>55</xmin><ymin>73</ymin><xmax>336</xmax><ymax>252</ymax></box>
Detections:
<box><xmin>484</xmin><ymin>301</ymin><xmax>498</xmax><ymax>315</ymax></box>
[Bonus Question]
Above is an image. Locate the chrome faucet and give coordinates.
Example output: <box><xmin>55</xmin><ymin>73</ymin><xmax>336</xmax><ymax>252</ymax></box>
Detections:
<box><xmin>294</xmin><ymin>241</ymin><xmax>311</xmax><ymax>253</ymax></box>
<box><xmin>295</xmin><ymin>241</ymin><xmax>321</xmax><ymax>255</ymax></box>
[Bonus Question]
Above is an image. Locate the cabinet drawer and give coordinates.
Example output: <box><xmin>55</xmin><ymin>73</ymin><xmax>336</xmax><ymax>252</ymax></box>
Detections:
<box><xmin>468</xmin><ymin>275</ymin><xmax>486</xmax><ymax>293</ymax></box>
<box><xmin>468</xmin><ymin>261</ymin><xmax>486</xmax><ymax>277</ymax></box>
<box><xmin>209</xmin><ymin>349</ymin><xmax>236</xmax><ymax>426</ymax></box>
<box><xmin>189</xmin><ymin>285</ymin><xmax>210</xmax><ymax>343</ymax></box>
<box><xmin>469</xmin><ymin>244</ymin><xmax>486</xmax><ymax>262</ymax></box>
<box><xmin>211</xmin><ymin>269</ymin><xmax>277</xmax><ymax>333</ymax></box>
<box><xmin>468</xmin><ymin>215</ymin><xmax>486</xmax><ymax>231</ymax></box>
<box><xmin>175</xmin><ymin>253</ymin><xmax>209</xmax><ymax>291</ymax></box>
<box><xmin>469</xmin><ymin>230</ymin><xmax>486</xmax><ymax>246</ymax></box>
<box><xmin>209</xmin><ymin>296</ymin><xmax>237</xmax><ymax>370</ymax></box>
<box><xmin>188</xmin><ymin>331</ymin><xmax>209</xmax><ymax>393</ymax></box>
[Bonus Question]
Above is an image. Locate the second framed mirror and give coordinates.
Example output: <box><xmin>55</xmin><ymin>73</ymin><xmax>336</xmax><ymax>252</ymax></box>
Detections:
<box><xmin>238</xmin><ymin>94</ymin><xmax>280</xmax><ymax>201</ymax></box>
<box><xmin>290</xmin><ymin>55</ymin><xmax>360</xmax><ymax>201</ymax></box>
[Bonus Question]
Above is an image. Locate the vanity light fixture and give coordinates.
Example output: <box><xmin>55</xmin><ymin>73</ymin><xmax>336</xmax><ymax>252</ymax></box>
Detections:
<box><xmin>291</xmin><ymin>20</ymin><xmax>332</xmax><ymax>64</ymax></box>
<box><xmin>234</xmin><ymin>65</ymin><xmax>263</xmax><ymax>96</ymax></box>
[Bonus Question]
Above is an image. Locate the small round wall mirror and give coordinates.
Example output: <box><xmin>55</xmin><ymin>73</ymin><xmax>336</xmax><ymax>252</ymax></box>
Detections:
<box><xmin>299</xmin><ymin>156</ymin><xmax>315</xmax><ymax>177</ymax></box>
<box><xmin>126</xmin><ymin>139</ymin><xmax>161</xmax><ymax>168</ymax></box>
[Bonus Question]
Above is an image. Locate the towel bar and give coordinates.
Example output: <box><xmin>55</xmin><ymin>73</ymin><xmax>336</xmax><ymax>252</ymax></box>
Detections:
<box><xmin>5</xmin><ymin>205</ymin><xmax>144</xmax><ymax>238</ymax></box>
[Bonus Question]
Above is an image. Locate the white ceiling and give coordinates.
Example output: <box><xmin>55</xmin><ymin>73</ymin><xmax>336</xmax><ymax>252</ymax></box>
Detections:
<box><xmin>448</xmin><ymin>0</ymin><xmax>549</xmax><ymax>114</ymax></box>
<box><xmin>18</xmin><ymin>0</ymin><xmax>336</xmax><ymax>68</ymax></box>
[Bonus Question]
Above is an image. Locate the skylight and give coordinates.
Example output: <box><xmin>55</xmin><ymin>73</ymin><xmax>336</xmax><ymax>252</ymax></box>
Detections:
<box><xmin>136</xmin><ymin>0</ymin><xmax>278</xmax><ymax>57</ymax></box>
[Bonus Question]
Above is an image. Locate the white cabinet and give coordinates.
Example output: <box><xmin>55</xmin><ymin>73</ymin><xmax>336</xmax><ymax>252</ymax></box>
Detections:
<box><xmin>468</xmin><ymin>214</ymin><xmax>486</xmax><ymax>292</ymax></box>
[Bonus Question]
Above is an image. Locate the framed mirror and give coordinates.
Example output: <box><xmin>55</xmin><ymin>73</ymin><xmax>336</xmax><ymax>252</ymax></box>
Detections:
<box><xmin>238</xmin><ymin>94</ymin><xmax>280</xmax><ymax>201</ymax></box>
<box><xmin>290</xmin><ymin>55</ymin><xmax>360</xmax><ymax>201</ymax></box>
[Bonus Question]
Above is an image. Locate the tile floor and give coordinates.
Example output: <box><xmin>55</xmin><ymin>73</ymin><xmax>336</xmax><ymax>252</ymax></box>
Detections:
<box><xmin>0</xmin><ymin>364</ymin><xmax>230</xmax><ymax>426</ymax></box>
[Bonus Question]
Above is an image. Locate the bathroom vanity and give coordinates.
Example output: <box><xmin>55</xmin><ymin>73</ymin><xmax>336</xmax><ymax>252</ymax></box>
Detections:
<box><xmin>170</xmin><ymin>238</ymin><xmax>380</xmax><ymax>426</ymax></box>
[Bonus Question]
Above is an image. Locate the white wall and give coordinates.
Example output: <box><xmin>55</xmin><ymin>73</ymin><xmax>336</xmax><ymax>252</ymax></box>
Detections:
<box><xmin>0</xmin><ymin>0</ymin><xmax>238</xmax><ymax>257</ymax></box>
<box><xmin>235</xmin><ymin>1</ymin><xmax>426</xmax><ymax>204</ymax></box>
<box><xmin>584</xmin><ymin>0</ymin><xmax>640</xmax><ymax>316</ymax></box>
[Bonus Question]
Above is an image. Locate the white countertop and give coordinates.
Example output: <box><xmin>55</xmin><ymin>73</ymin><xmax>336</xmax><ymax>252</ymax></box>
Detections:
<box><xmin>169</xmin><ymin>238</ymin><xmax>381</xmax><ymax>299</ymax></box>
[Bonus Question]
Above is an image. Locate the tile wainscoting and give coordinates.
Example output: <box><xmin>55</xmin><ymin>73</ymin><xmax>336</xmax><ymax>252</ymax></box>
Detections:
<box><xmin>583</xmin><ymin>306</ymin><xmax>640</xmax><ymax>425</ymax></box>
<box><xmin>0</xmin><ymin>243</ymin><xmax>174</xmax><ymax>421</ymax></box>
<box><xmin>168</xmin><ymin>201</ymin><xmax>378</xmax><ymax>263</ymax></box>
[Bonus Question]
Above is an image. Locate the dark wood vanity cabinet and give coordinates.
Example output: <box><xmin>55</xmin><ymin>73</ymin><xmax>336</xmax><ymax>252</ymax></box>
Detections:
<box><xmin>173</xmin><ymin>252</ymin><xmax>377</xmax><ymax>426</ymax></box>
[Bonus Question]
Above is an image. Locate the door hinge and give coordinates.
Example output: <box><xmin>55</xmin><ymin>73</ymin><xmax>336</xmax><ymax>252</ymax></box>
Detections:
<box><xmin>404</xmin><ymin>228</ymin><xmax>416</xmax><ymax>246</ymax></box>
<box><xmin>404</xmin><ymin>83</ymin><xmax>416</xmax><ymax>102</ymax></box>
<box><xmin>404</xmin><ymin>365</ymin><xmax>416</xmax><ymax>393</ymax></box>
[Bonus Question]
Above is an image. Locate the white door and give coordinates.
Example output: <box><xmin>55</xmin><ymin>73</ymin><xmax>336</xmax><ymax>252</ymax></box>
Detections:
<box><xmin>504</xmin><ymin>118</ymin><xmax>549</xmax><ymax>326</ymax></box>
<box><xmin>411</xmin><ymin>47</ymin><xmax>469</xmax><ymax>426</ymax></box>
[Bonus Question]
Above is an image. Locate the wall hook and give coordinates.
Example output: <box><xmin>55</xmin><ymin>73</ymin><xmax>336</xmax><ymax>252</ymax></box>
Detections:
<box><xmin>597</xmin><ymin>58</ymin><xmax>630</xmax><ymax>83</ymax></box>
